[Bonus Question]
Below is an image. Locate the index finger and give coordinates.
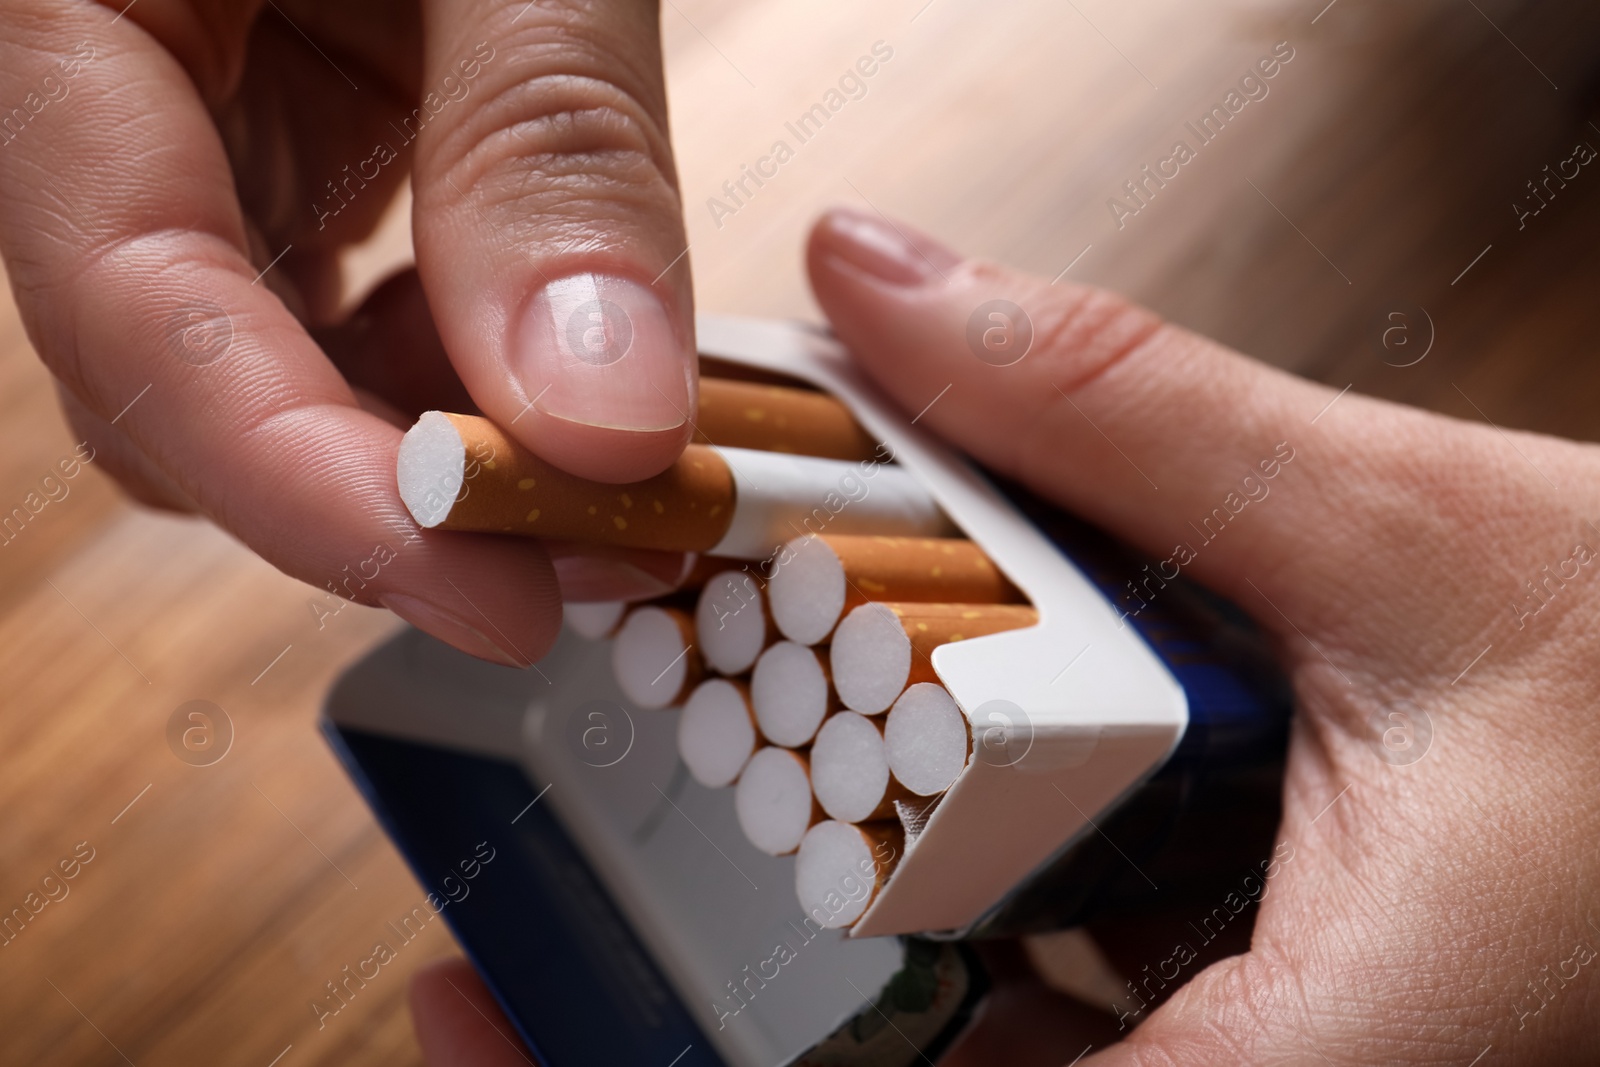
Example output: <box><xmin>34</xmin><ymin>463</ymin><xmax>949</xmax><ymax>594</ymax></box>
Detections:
<box><xmin>0</xmin><ymin>3</ymin><xmax>561</xmax><ymax>665</ymax></box>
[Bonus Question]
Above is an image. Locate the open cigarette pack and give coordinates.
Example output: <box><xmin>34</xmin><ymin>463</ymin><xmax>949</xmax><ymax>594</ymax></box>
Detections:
<box><xmin>323</xmin><ymin>315</ymin><xmax>1291</xmax><ymax>1066</ymax></box>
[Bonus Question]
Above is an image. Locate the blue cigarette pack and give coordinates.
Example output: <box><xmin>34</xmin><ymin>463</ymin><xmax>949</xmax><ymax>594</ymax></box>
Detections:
<box><xmin>323</xmin><ymin>316</ymin><xmax>1291</xmax><ymax>1066</ymax></box>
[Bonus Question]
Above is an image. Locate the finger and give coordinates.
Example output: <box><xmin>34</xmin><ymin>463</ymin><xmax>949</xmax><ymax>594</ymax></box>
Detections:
<box><xmin>56</xmin><ymin>385</ymin><xmax>197</xmax><ymax>513</ymax></box>
<box><xmin>314</xmin><ymin>271</ymin><xmax>690</xmax><ymax>604</ymax></box>
<box><xmin>410</xmin><ymin>956</ymin><xmax>540</xmax><ymax>1067</ymax></box>
<box><xmin>314</xmin><ymin>269</ymin><xmax>477</xmax><ymax>420</ymax></box>
<box><xmin>805</xmin><ymin>209</ymin><xmax>1335</xmax><ymax>595</ymax></box>
<box><xmin>942</xmin><ymin>942</ymin><xmax>1120</xmax><ymax>1067</ymax></box>
<box><xmin>804</xmin><ymin>208</ymin><xmax>1591</xmax><ymax>642</ymax></box>
<box><xmin>544</xmin><ymin>539</ymin><xmax>688</xmax><ymax>602</ymax></box>
<box><xmin>411</xmin><ymin>0</ymin><xmax>696</xmax><ymax>484</ymax></box>
<box><xmin>0</xmin><ymin>5</ymin><xmax>559</xmax><ymax>666</ymax></box>
<box><xmin>220</xmin><ymin>4</ymin><xmax>424</xmax><ymax>324</ymax></box>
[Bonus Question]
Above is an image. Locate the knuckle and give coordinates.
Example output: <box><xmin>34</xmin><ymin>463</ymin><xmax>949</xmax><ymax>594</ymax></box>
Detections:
<box><xmin>421</xmin><ymin>29</ymin><xmax>678</xmax><ymax>230</ymax></box>
<box><xmin>1025</xmin><ymin>281</ymin><xmax>1165</xmax><ymax>396</ymax></box>
<box><xmin>1004</xmin><ymin>281</ymin><xmax>1165</xmax><ymax>481</ymax></box>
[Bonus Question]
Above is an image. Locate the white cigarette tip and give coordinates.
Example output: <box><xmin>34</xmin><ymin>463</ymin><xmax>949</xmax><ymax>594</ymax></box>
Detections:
<box><xmin>768</xmin><ymin>536</ymin><xmax>846</xmax><ymax>646</ymax></box>
<box><xmin>696</xmin><ymin>571</ymin><xmax>768</xmax><ymax>675</ymax></box>
<box><xmin>751</xmin><ymin>642</ymin><xmax>831</xmax><ymax>747</ymax></box>
<box><xmin>611</xmin><ymin>607</ymin><xmax>691</xmax><ymax>710</ymax></box>
<box><xmin>397</xmin><ymin>411</ymin><xmax>464</xmax><ymax>528</ymax></box>
<box><xmin>830</xmin><ymin>603</ymin><xmax>911</xmax><ymax>714</ymax></box>
<box><xmin>885</xmin><ymin>683</ymin><xmax>969</xmax><ymax>796</ymax></box>
<box><xmin>734</xmin><ymin>748</ymin><xmax>814</xmax><ymax>856</ymax></box>
<box><xmin>795</xmin><ymin>821</ymin><xmax>879</xmax><ymax>929</ymax></box>
<box><xmin>810</xmin><ymin>712</ymin><xmax>891</xmax><ymax>823</ymax></box>
<box><xmin>678</xmin><ymin>679</ymin><xmax>756</xmax><ymax>788</ymax></box>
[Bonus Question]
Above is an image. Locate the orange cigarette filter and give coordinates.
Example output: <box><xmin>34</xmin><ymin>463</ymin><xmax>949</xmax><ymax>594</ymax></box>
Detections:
<box><xmin>769</xmin><ymin>534</ymin><xmax>1024</xmax><ymax>645</ymax></box>
<box><xmin>402</xmin><ymin>412</ymin><xmax>735</xmax><ymax>551</ymax></box>
<box><xmin>831</xmin><ymin>602</ymin><xmax>1040</xmax><ymax>714</ymax></box>
<box><xmin>883</xmin><ymin>603</ymin><xmax>1041</xmax><ymax>679</ymax></box>
<box><xmin>399</xmin><ymin>413</ymin><xmax>950</xmax><ymax>557</ymax></box>
<box><xmin>694</xmin><ymin>378</ymin><xmax>880</xmax><ymax>461</ymax></box>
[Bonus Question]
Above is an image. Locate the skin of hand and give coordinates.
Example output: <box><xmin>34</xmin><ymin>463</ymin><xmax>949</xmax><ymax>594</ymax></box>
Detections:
<box><xmin>411</xmin><ymin>208</ymin><xmax>1600</xmax><ymax>1066</ymax></box>
<box><xmin>0</xmin><ymin>0</ymin><xmax>700</xmax><ymax>667</ymax></box>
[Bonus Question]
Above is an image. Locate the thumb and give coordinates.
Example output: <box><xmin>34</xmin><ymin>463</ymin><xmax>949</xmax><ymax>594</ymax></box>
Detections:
<box><xmin>806</xmin><ymin>208</ymin><xmax>1355</xmax><ymax>610</ymax></box>
<box><xmin>410</xmin><ymin>956</ymin><xmax>538</xmax><ymax>1066</ymax></box>
<box><xmin>412</xmin><ymin>0</ymin><xmax>694</xmax><ymax>483</ymax></box>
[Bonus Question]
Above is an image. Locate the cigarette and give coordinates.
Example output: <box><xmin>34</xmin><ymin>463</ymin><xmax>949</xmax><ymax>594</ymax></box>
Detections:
<box><xmin>794</xmin><ymin>820</ymin><xmax>904</xmax><ymax>930</ymax></box>
<box><xmin>397</xmin><ymin>412</ymin><xmax>949</xmax><ymax>557</ymax></box>
<box><xmin>750</xmin><ymin>641</ymin><xmax>838</xmax><ymax>747</ymax></box>
<box><xmin>676</xmin><ymin>678</ymin><xmax>758</xmax><ymax>789</ymax></box>
<box><xmin>809</xmin><ymin>711</ymin><xmax>912</xmax><ymax>823</ymax></box>
<box><xmin>610</xmin><ymin>605</ymin><xmax>702</xmax><ymax>709</ymax></box>
<box><xmin>563</xmin><ymin>601</ymin><xmax>626</xmax><ymax>640</ymax></box>
<box><xmin>694</xmin><ymin>569</ymin><xmax>774</xmax><ymax>676</ymax></box>
<box><xmin>768</xmin><ymin>535</ymin><xmax>1020</xmax><ymax>645</ymax></box>
<box><xmin>734</xmin><ymin>746</ymin><xmax>822</xmax><ymax>856</ymax></box>
<box><xmin>400</xmin><ymin>412</ymin><xmax>947</xmax><ymax>559</ymax></box>
<box><xmin>884</xmin><ymin>683</ymin><xmax>970</xmax><ymax>797</ymax></box>
<box><xmin>830</xmin><ymin>602</ymin><xmax>1040</xmax><ymax>714</ymax></box>
<box><xmin>695</xmin><ymin>377</ymin><xmax>880</xmax><ymax>461</ymax></box>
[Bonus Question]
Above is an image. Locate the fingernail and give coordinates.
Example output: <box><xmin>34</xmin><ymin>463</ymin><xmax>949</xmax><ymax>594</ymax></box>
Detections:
<box><xmin>380</xmin><ymin>594</ymin><xmax>526</xmax><ymax>668</ymax></box>
<box><xmin>814</xmin><ymin>208</ymin><xmax>962</xmax><ymax>287</ymax></box>
<box><xmin>515</xmin><ymin>273</ymin><xmax>691</xmax><ymax>432</ymax></box>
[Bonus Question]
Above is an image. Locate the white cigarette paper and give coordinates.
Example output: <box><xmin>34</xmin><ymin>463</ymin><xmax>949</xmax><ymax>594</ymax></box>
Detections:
<box><xmin>709</xmin><ymin>447</ymin><xmax>950</xmax><ymax>559</ymax></box>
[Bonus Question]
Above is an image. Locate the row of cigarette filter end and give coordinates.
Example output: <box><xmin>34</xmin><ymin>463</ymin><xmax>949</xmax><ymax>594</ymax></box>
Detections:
<box><xmin>565</xmin><ymin>532</ymin><xmax>1036</xmax><ymax>929</ymax></box>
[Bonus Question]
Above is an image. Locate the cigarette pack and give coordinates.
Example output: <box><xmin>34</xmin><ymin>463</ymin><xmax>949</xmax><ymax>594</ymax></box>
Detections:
<box><xmin>323</xmin><ymin>315</ymin><xmax>1291</xmax><ymax>1066</ymax></box>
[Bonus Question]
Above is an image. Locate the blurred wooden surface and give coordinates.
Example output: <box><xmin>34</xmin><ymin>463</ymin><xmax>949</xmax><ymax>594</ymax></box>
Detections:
<box><xmin>2</xmin><ymin>0</ymin><xmax>1598</xmax><ymax>1063</ymax></box>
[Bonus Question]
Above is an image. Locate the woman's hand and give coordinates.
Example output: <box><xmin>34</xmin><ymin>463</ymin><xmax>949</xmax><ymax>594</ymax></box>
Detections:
<box><xmin>413</xmin><ymin>208</ymin><xmax>1600</xmax><ymax>1064</ymax></box>
<box><xmin>0</xmin><ymin>0</ymin><xmax>698</xmax><ymax>665</ymax></box>
<box><xmin>808</xmin><ymin>208</ymin><xmax>1600</xmax><ymax>1065</ymax></box>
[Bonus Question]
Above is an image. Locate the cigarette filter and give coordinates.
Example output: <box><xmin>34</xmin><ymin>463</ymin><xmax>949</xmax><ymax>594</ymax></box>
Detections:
<box><xmin>830</xmin><ymin>602</ymin><xmax>1040</xmax><ymax>714</ymax></box>
<box><xmin>563</xmin><ymin>601</ymin><xmax>626</xmax><ymax>640</ymax></box>
<box><xmin>677</xmin><ymin>678</ymin><xmax>758</xmax><ymax>789</ymax></box>
<box><xmin>397</xmin><ymin>411</ymin><xmax>950</xmax><ymax>558</ymax></box>
<box><xmin>794</xmin><ymin>821</ymin><xmax>905</xmax><ymax>930</ymax></box>
<box><xmin>808</xmin><ymin>711</ymin><xmax>911</xmax><ymax>824</ymax></box>
<box><xmin>610</xmin><ymin>605</ymin><xmax>701</xmax><ymax>709</ymax></box>
<box><xmin>733</xmin><ymin>747</ymin><xmax>821</xmax><ymax>856</ymax></box>
<box><xmin>883</xmin><ymin>683</ymin><xmax>969</xmax><ymax>797</ymax></box>
<box><xmin>695</xmin><ymin>570</ymin><xmax>773</xmax><ymax>676</ymax></box>
<box><xmin>695</xmin><ymin>377</ymin><xmax>880</xmax><ymax>461</ymax></box>
<box><xmin>767</xmin><ymin>535</ymin><xmax>1019</xmax><ymax>645</ymax></box>
<box><xmin>750</xmin><ymin>641</ymin><xmax>836</xmax><ymax>747</ymax></box>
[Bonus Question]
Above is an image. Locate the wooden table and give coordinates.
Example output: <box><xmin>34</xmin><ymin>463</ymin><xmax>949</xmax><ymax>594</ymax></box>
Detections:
<box><xmin>2</xmin><ymin>0</ymin><xmax>1597</xmax><ymax>1063</ymax></box>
